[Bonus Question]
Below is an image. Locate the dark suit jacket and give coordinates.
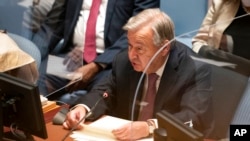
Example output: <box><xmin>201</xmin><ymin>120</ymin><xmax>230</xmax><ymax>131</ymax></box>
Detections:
<box><xmin>75</xmin><ymin>41</ymin><xmax>214</xmax><ymax>138</ymax></box>
<box><xmin>33</xmin><ymin>0</ymin><xmax>160</xmax><ymax>66</ymax></box>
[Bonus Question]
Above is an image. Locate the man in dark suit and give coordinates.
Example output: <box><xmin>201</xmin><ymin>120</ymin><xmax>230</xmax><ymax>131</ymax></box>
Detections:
<box><xmin>31</xmin><ymin>0</ymin><xmax>160</xmax><ymax>95</ymax></box>
<box><xmin>63</xmin><ymin>8</ymin><xmax>214</xmax><ymax>140</ymax></box>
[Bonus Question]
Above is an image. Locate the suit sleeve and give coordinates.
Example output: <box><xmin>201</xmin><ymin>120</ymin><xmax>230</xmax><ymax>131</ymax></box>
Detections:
<box><xmin>74</xmin><ymin>53</ymin><xmax>120</xmax><ymax>121</ymax></box>
<box><xmin>192</xmin><ymin>0</ymin><xmax>220</xmax><ymax>53</ymax></box>
<box><xmin>173</xmin><ymin>61</ymin><xmax>214</xmax><ymax>138</ymax></box>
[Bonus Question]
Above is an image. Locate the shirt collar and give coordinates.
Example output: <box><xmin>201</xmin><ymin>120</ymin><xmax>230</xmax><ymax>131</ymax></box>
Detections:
<box><xmin>155</xmin><ymin>55</ymin><xmax>169</xmax><ymax>78</ymax></box>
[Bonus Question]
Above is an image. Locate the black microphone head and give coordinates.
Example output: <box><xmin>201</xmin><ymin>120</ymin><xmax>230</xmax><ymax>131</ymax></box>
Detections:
<box><xmin>101</xmin><ymin>89</ymin><xmax>112</xmax><ymax>98</ymax></box>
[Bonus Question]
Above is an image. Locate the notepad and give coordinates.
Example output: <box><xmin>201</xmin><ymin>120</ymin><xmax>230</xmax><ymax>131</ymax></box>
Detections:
<box><xmin>70</xmin><ymin>116</ymin><xmax>153</xmax><ymax>141</ymax></box>
<box><xmin>46</xmin><ymin>55</ymin><xmax>82</xmax><ymax>80</ymax></box>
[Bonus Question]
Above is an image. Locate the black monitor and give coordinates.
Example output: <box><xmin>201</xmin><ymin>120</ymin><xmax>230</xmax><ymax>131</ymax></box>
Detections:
<box><xmin>156</xmin><ymin>110</ymin><xmax>203</xmax><ymax>141</ymax></box>
<box><xmin>0</xmin><ymin>72</ymin><xmax>48</xmax><ymax>140</ymax></box>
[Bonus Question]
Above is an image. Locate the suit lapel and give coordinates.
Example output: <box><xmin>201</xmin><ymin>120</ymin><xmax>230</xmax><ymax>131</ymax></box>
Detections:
<box><xmin>215</xmin><ymin>1</ymin><xmax>240</xmax><ymax>32</ymax></box>
<box><xmin>64</xmin><ymin>0</ymin><xmax>83</xmax><ymax>40</ymax></box>
<box><xmin>129</xmin><ymin>70</ymin><xmax>144</xmax><ymax>120</ymax></box>
<box><xmin>104</xmin><ymin>0</ymin><xmax>117</xmax><ymax>39</ymax></box>
<box><xmin>154</xmin><ymin>47</ymin><xmax>180</xmax><ymax>115</ymax></box>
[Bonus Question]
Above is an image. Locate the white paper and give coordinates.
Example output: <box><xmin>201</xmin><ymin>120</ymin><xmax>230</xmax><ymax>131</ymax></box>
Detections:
<box><xmin>40</xmin><ymin>95</ymin><xmax>48</xmax><ymax>106</ymax></box>
<box><xmin>46</xmin><ymin>55</ymin><xmax>82</xmax><ymax>80</ymax></box>
<box><xmin>70</xmin><ymin>116</ymin><xmax>153</xmax><ymax>141</ymax></box>
<box><xmin>191</xmin><ymin>55</ymin><xmax>237</xmax><ymax>68</ymax></box>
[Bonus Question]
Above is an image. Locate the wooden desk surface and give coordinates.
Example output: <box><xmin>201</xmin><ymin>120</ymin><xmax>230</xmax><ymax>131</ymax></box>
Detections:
<box><xmin>34</xmin><ymin>122</ymin><xmax>73</xmax><ymax>141</ymax></box>
<box><xmin>4</xmin><ymin>103</ymin><xmax>221</xmax><ymax>141</ymax></box>
<box><xmin>34</xmin><ymin>123</ymin><xmax>218</xmax><ymax>141</ymax></box>
<box><xmin>34</xmin><ymin>104</ymin><xmax>73</xmax><ymax>141</ymax></box>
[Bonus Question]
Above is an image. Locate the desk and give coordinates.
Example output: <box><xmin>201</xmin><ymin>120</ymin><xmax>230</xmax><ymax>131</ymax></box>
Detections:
<box><xmin>35</xmin><ymin>123</ymin><xmax>219</xmax><ymax>141</ymax></box>
<box><xmin>3</xmin><ymin>104</ymin><xmax>222</xmax><ymax>141</ymax></box>
<box><xmin>36</xmin><ymin>120</ymin><xmax>217</xmax><ymax>141</ymax></box>
<box><xmin>34</xmin><ymin>104</ymin><xmax>72</xmax><ymax>141</ymax></box>
<box><xmin>34</xmin><ymin>122</ymin><xmax>72</xmax><ymax>141</ymax></box>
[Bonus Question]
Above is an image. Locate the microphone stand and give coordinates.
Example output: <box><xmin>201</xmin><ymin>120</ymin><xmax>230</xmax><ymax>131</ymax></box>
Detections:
<box><xmin>61</xmin><ymin>94</ymin><xmax>107</xmax><ymax>141</ymax></box>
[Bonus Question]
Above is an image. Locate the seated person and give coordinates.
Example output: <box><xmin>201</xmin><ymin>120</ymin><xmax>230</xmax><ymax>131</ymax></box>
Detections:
<box><xmin>192</xmin><ymin>0</ymin><xmax>250</xmax><ymax>76</ymax></box>
<box><xmin>63</xmin><ymin>8</ymin><xmax>215</xmax><ymax>140</ymax></box>
<box><xmin>29</xmin><ymin>0</ymin><xmax>160</xmax><ymax>96</ymax></box>
<box><xmin>22</xmin><ymin>0</ymin><xmax>55</xmax><ymax>39</ymax></box>
<box><xmin>0</xmin><ymin>31</ymin><xmax>39</xmax><ymax>84</ymax></box>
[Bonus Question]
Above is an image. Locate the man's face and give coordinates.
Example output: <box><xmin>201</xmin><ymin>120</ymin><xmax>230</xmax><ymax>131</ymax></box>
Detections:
<box><xmin>127</xmin><ymin>27</ymin><xmax>167</xmax><ymax>74</ymax></box>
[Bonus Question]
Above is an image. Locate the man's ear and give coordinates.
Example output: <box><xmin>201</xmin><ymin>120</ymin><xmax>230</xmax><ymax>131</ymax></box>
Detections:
<box><xmin>161</xmin><ymin>40</ymin><xmax>171</xmax><ymax>56</ymax></box>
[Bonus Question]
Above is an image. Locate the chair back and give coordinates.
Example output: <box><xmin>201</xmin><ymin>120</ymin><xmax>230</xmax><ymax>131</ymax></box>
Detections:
<box><xmin>210</xmin><ymin>65</ymin><xmax>248</xmax><ymax>139</ymax></box>
<box><xmin>8</xmin><ymin>33</ymin><xmax>41</xmax><ymax>68</ymax></box>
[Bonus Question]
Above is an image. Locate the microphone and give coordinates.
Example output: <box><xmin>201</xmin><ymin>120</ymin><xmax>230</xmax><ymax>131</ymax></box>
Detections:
<box><xmin>44</xmin><ymin>77</ymin><xmax>82</xmax><ymax>101</ymax></box>
<box><xmin>61</xmin><ymin>92</ymin><xmax>109</xmax><ymax>141</ymax></box>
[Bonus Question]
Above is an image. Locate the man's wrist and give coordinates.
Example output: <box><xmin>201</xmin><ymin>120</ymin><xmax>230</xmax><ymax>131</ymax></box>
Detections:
<box><xmin>97</xmin><ymin>62</ymin><xmax>106</xmax><ymax>69</ymax></box>
<box><xmin>92</xmin><ymin>62</ymin><xmax>105</xmax><ymax>73</ymax></box>
<box><xmin>70</xmin><ymin>104</ymin><xmax>90</xmax><ymax>113</ymax></box>
<box><xmin>147</xmin><ymin>119</ymin><xmax>156</xmax><ymax>135</ymax></box>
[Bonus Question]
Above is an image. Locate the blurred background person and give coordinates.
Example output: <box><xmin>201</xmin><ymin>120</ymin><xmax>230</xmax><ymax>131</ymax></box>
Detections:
<box><xmin>0</xmin><ymin>31</ymin><xmax>39</xmax><ymax>84</ymax></box>
<box><xmin>22</xmin><ymin>0</ymin><xmax>56</xmax><ymax>39</ymax></box>
<box><xmin>29</xmin><ymin>0</ymin><xmax>160</xmax><ymax>97</ymax></box>
<box><xmin>192</xmin><ymin>0</ymin><xmax>250</xmax><ymax>76</ymax></box>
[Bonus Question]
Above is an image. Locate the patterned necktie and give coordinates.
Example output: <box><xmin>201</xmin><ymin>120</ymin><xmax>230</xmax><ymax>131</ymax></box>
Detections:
<box><xmin>83</xmin><ymin>0</ymin><xmax>101</xmax><ymax>63</ymax></box>
<box><xmin>138</xmin><ymin>73</ymin><xmax>159</xmax><ymax>121</ymax></box>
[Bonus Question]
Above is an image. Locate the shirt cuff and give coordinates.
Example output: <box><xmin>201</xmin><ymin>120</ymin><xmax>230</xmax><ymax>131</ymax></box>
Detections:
<box><xmin>147</xmin><ymin>119</ymin><xmax>158</xmax><ymax>128</ymax></box>
<box><xmin>97</xmin><ymin>62</ymin><xmax>107</xmax><ymax>69</ymax></box>
<box><xmin>70</xmin><ymin>104</ymin><xmax>91</xmax><ymax>113</ymax></box>
<box><xmin>226</xmin><ymin>35</ymin><xmax>233</xmax><ymax>53</ymax></box>
<box><xmin>192</xmin><ymin>45</ymin><xmax>202</xmax><ymax>53</ymax></box>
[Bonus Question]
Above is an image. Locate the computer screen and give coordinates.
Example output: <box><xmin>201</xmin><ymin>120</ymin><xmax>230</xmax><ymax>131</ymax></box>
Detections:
<box><xmin>0</xmin><ymin>72</ymin><xmax>48</xmax><ymax>140</ymax></box>
<box><xmin>156</xmin><ymin>110</ymin><xmax>203</xmax><ymax>141</ymax></box>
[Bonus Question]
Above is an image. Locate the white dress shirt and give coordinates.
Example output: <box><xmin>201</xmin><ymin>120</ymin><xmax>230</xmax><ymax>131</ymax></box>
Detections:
<box><xmin>73</xmin><ymin>0</ymin><xmax>108</xmax><ymax>54</ymax></box>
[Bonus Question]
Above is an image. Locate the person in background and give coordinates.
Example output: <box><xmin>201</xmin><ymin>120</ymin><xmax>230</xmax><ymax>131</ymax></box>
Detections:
<box><xmin>0</xmin><ymin>31</ymin><xmax>39</xmax><ymax>84</ymax></box>
<box><xmin>192</xmin><ymin>0</ymin><xmax>250</xmax><ymax>76</ymax></box>
<box><xmin>29</xmin><ymin>0</ymin><xmax>160</xmax><ymax>96</ymax></box>
<box><xmin>22</xmin><ymin>0</ymin><xmax>56</xmax><ymax>39</ymax></box>
<box><xmin>63</xmin><ymin>8</ymin><xmax>215</xmax><ymax>140</ymax></box>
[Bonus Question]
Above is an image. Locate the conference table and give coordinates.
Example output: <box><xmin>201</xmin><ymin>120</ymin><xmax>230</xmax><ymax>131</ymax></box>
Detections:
<box><xmin>3</xmin><ymin>103</ymin><xmax>226</xmax><ymax>141</ymax></box>
<box><xmin>34</xmin><ymin>104</ymin><xmax>72</xmax><ymax>141</ymax></box>
<box><xmin>35</xmin><ymin>106</ymin><xmax>220</xmax><ymax>141</ymax></box>
<box><xmin>36</xmin><ymin>104</ymin><xmax>221</xmax><ymax>141</ymax></box>
<box><xmin>35</xmin><ymin>122</ymin><xmax>222</xmax><ymax>141</ymax></box>
<box><xmin>34</xmin><ymin>122</ymin><xmax>72</xmax><ymax>141</ymax></box>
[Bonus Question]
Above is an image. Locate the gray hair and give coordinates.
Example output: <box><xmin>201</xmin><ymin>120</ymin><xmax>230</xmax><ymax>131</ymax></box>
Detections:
<box><xmin>123</xmin><ymin>8</ymin><xmax>175</xmax><ymax>47</ymax></box>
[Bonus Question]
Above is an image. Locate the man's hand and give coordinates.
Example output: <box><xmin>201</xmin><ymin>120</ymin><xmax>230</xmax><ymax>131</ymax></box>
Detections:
<box><xmin>66</xmin><ymin>62</ymin><xmax>101</xmax><ymax>91</ymax></box>
<box><xmin>63</xmin><ymin>47</ymin><xmax>83</xmax><ymax>72</ymax></box>
<box><xmin>112</xmin><ymin>121</ymin><xmax>149</xmax><ymax>140</ymax></box>
<box><xmin>63</xmin><ymin>106</ymin><xmax>87</xmax><ymax>130</ymax></box>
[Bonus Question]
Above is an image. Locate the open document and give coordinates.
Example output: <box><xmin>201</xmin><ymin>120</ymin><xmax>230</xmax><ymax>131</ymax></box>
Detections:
<box><xmin>70</xmin><ymin>116</ymin><xmax>153</xmax><ymax>141</ymax></box>
<box><xmin>47</xmin><ymin>55</ymin><xmax>82</xmax><ymax>80</ymax></box>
